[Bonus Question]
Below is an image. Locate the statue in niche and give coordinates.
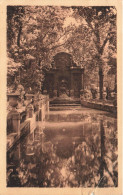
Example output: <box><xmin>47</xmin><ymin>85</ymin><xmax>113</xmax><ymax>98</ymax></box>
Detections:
<box><xmin>59</xmin><ymin>79</ymin><xmax>69</xmax><ymax>98</ymax></box>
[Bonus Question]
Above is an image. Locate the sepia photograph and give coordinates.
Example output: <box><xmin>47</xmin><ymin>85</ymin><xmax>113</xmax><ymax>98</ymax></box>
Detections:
<box><xmin>0</xmin><ymin>1</ymin><xmax>121</xmax><ymax>194</ymax></box>
<box><xmin>6</xmin><ymin>5</ymin><xmax>119</xmax><ymax>188</ymax></box>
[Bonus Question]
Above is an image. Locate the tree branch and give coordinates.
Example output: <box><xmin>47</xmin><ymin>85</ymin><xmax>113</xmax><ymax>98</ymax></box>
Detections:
<box><xmin>41</xmin><ymin>28</ymin><xmax>54</xmax><ymax>42</ymax></box>
<box><xmin>44</xmin><ymin>28</ymin><xmax>73</xmax><ymax>48</ymax></box>
<box><xmin>17</xmin><ymin>24</ymin><xmax>22</xmax><ymax>47</ymax></box>
<box><xmin>104</xmin><ymin>160</ymin><xmax>117</xmax><ymax>186</ymax></box>
<box><xmin>49</xmin><ymin>43</ymin><xmax>65</xmax><ymax>51</ymax></box>
<box><xmin>84</xmin><ymin>18</ymin><xmax>101</xmax><ymax>53</ymax></box>
<box><xmin>100</xmin><ymin>28</ymin><xmax>112</xmax><ymax>54</ymax></box>
<box><xmin>84</xmin><ymin>17</ymin><xmax>112</xmax><ymax>55</ymax></box>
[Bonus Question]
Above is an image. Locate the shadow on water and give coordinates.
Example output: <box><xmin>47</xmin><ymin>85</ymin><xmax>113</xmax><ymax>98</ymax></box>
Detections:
<box><xmin>7</xmin><ymin>109</ymin><xmax>118</xmax><ymax>187</ymax></box>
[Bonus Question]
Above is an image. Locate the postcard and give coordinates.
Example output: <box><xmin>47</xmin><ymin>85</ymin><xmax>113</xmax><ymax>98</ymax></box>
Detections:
<box><xmin>0</xmin><ymin>0</ymin><xmax>122</xmax><ymax>194</ymax></box>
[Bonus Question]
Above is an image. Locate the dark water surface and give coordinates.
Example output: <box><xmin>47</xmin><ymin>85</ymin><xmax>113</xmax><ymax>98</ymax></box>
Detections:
<box><xmin>7</xmin><ymin>108</ymin><xmax>118</xmax><ymax>187</ymax></box>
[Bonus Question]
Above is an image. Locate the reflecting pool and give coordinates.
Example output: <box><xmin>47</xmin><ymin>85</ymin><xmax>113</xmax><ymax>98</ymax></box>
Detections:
<box><xmin>7</xmin><ymin>108</ymin><xmax>118</xmax><ymax>187</ymax></box>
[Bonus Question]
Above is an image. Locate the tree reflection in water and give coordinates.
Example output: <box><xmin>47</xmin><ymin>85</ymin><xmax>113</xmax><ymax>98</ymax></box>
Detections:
<box><xmin>7</xmin><ymin>113</ymin><xmax>118</xmax><ymax>187</ymax></box>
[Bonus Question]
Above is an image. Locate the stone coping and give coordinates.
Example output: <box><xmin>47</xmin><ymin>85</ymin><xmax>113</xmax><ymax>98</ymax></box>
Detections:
<box><xmin>81</xmin><ymin>99</ymin><xmax>117</xmax><ymax>115</ymax></box>
<box><xmin>7</xmin><ymin>93</ymin><xmax>20</xmax><ymax>97</ymax></box>
<box><xmin>25</xmin><ymin>93</ymin><xmax>34</xmax><ymax>97</ymax></box>
<box><xmin>70</xmin><ymin>66</ymin><xmax>84</xmax><ymax>70</ymax></box>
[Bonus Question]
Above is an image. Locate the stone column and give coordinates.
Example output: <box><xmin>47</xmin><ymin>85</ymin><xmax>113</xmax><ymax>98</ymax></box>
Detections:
<box><xmin>39</xmin><ymin>108</ymin><xmax>42</xmax><ymax>121</ymax></box>
<box><xmin>70</xmin><ymin>69</ymin><xmax>74</xmax><ymax>97</ymax></box>
<box><xmin>33</xmin><ymin>95</ymin><xmax>39</xmax><ymax>112</ymax></box>
<box><xmin>26</xmin><ymin>104</ymin><xmax>34</xmax><ymax>118</ymax></box>
<box><xmin>7</xmin><ymin>110</ymin><xmax>20</xmax><ymax>135</ymax></box>
<box><xmin>35</xmin><ymin>95</ymin><xmax>40</xmax><ymax>121</ymax></box>
<box><xmin>25</xmin><ymin>94</ymin><xmax>33</xmax><ymax>107</ymax></box>
<box><xmin>12</xmin><ymin>111</ymin><xmax>20</xmax><ymax>135</ymax></box>
<box><xmin>7</xmin><ymin>93</ymin><xmax>21</xmax><ymax>135</ymax></box>
<box><xmin>103</xmin><ymin>92</ymin><xmax>107</xmax><ymax>101</ymax></box>
<box><xmin>52</xmin><ymin>70</ymin><xmax>58</xmax><ymax>97</ymax></box>
<box><xmin>96</xmin><ymin>88</ymin><xmax>100</xmax><ymax>100</ymax></box>
<box><xmin>46</xmin><ymin>95</ymin><xmax>49</xmax><ymax>112</ymax></box>
<box><xmin>81</xmin><ymin>70</ymin><xmax>84</xmax><ymax>90</ymax></box>
<box><xmin>41</xmin><ymin>97</ymin><xmax>45</xmax><ymax>121</ymax></box>
<box><xmin>36</xmin><ymin>102</ymin><xmax>40</xmax><ymax>111</ymax></box>
<box><xmin>80</xmin><ymin>69</ymin><xmax>84</xmax><ymax>98</ymax></box>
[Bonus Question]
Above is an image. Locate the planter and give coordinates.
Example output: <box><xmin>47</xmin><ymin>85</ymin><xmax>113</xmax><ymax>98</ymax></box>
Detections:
<box><xmin>25</xmin><ymin>94</ymin><xmax>34</xmax><ymax>101</ymax></box>
<box><xmin>70</xmin><ymin>90</ymin><xmax>74</xmax><ymax>97</ymax></box>
<box><xmin>7</xmin><ymin>93</ymin><xmax>20</xmax><ymax>110</ymax></box>
<box><xmin>25</xmin><ymin>94</ymin><xmax>34</xmax><ymax>106</ymax></box>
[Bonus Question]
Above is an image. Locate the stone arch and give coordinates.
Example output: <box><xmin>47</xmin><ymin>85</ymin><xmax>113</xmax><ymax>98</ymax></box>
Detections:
<box><xmin>52</xmin><ymin>52</ymin><xmax>77</xmax><ymax>69</ymax></box>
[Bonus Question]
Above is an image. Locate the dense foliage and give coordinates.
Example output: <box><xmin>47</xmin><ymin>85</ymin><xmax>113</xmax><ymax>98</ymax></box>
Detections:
<box><xmin>7</xmin><ymin>6</ymin><xmax>116</xmax><ymax>95</ymax></box>
<box><xmin>69</xmin><ymin>6</ymin><xmax>117</xmax><ymax>95</ymax></box>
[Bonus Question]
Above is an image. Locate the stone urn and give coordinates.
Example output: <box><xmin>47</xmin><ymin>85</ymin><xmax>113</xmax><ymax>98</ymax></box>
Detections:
<box><xmin>25</xmin><ymin>94</ymin><xmax>34</xmax><ymax>106</ymax></box>
<box><xmin>43</xmin><ymin>89</ymin><xmax>48</xmax><ymax>95</ymax></box>
<box><xmin>70</xmin><ymin>89</ymin><xmax>74</xmax><ymax>97</ymax></box>
<box><xmin>8</xmin><ymin>93</ymin><xmax>20</xmax><ymax>111</ymax></box>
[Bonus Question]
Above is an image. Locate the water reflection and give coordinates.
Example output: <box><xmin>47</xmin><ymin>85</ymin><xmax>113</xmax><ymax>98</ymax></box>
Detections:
<box><xmin>7</xmin><ymin>110</ymin><xmax>118</xmax><ymax>187</ymax></box>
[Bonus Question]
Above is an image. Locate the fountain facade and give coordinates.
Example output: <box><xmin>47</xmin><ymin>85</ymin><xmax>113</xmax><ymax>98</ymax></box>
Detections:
<box><xmin>43</xmin><ymin>52</ymin><xmax>84</xmax><ymax>100</ymax></box>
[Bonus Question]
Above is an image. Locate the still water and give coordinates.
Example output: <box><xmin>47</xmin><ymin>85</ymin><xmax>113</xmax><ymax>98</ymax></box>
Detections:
<box><xmin>7</xmin><ymin>108</ymin><xmax>118</xmax><ymax>187</ymax></box>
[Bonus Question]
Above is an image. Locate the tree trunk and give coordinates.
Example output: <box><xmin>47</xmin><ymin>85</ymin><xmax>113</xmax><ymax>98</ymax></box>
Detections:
<box><xmin>17</xmin><ymin>25</ymin><xmax>22</xmax><ymax>47</ymax></box>
<box><xmin>114</xmin><ymin>73</ymin><xmax>117</xmax><ymax>93</ymax></box>
<box><xmin>99</xmin><ymin>67</ymin><xmax>103</xmax><ymax>100</ymax></box>
<box><xmin>99</xmin><ymin>119</ymin><xmax>105</xmax><ymax>186</ymax></box>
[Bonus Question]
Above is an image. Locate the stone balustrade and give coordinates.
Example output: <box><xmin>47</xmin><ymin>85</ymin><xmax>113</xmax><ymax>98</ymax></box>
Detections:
<box><xmin>7</xmin><ymin>93</ymin><xmax>49</xmax><ymax>151</ymax></box>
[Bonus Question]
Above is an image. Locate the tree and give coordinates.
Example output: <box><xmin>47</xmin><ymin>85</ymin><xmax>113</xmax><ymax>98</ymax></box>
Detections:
<box><xmin>72</xmin><ymin>6</ymin><xmax>116</xmax><ymax>99</ymax></box>
<box><xmin>64</xmin><ymin>24</ymin><xmax>99</xmax><ymax>88</ymax></box>
<box><xmin>7</xmin><ymin>6</ymin><xmax>73</xmax><ymax>92</ymax></box>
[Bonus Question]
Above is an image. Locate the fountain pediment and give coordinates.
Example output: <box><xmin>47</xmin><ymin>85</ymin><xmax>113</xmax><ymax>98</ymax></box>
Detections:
<box><xmin>52</xmin><ymin>52</ymin><xmax>77</xmax><ymax>69</ymax></box>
